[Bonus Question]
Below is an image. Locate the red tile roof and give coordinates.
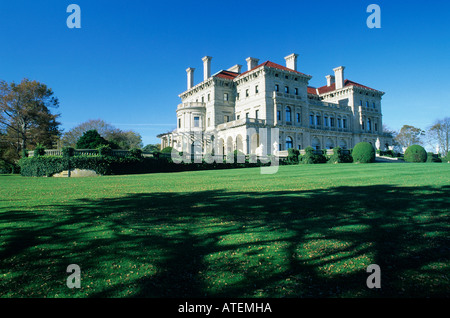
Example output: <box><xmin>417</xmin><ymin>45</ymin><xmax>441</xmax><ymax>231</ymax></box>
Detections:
<box><xmin>316</xmin><ymin>79</ymin><xmax>382</xmax><ymax>94</ymax></box>
<box><xmin>213</xmin><ymin>70</ymin><xmax>240</xmax><ymax>80</ymax></box>
<box><xmin>307</xmin><ymin>86</ymin><xmax>318</xmax><ymax>95</ymax></box>
<box><xmin>238</xmin><ymin>60</ymin><xmax>311</xmax><ymax>78</ymax></box>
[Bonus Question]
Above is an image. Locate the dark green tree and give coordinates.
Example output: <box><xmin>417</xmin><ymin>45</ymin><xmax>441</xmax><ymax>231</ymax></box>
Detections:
<box><xmin>76</xmin><ymin>129</ymin><xmax>110</xmax><ymax>149</ymax></box>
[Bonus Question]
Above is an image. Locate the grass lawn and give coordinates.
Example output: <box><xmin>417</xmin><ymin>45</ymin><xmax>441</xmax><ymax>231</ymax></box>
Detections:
<box><xmin>0</xmin><ymin>163</ymin><xmax>449</xmax><ymax>298</ymax></box>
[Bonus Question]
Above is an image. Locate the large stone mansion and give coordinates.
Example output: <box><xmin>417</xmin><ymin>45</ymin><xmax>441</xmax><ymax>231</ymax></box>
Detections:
<box><xmin>159</xmin><ymin>53</ymin><xmax>391</xmax><ymax>156</ymax></box>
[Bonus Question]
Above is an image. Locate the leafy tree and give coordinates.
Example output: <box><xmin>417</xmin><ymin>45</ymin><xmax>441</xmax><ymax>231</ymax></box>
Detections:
<box><xmin>426</xmin><ymin>117</ymin><xmax>449</xmax><ymax>156</ymax></box>
<box><xmin>76</xmin><ymin>130</ymin><xmax>110</xmax><ymax>149</ymax></box>
<box><xmin>142</xmin><ymin>144</ymin><xmax>161</xmax><ymax>153</ymax></box>
<box><xmin>61</xmin><ymin>119</ymin><xmax>142</xmax><ymax>150</ymax></box>
<box><xmin>0</xmin><ymin>79</ymin><xmax>61</xmax><ymax>160</ymax></box>
<box><xmin>395</xmin><ymin>125</ymin><xmax>425</xmax><ymax>149</ymax></box>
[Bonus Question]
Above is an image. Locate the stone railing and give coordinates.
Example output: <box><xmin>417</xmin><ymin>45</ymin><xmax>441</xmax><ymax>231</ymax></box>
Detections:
<box><xmin>28</xmin><ymin>149</ymin><xmax>155</xmax><ymax>158</ymax></box>
<box><xmin>217</xmin><ymin>117</ymin><xmax>266</xmax><ymax>130</ymax></box>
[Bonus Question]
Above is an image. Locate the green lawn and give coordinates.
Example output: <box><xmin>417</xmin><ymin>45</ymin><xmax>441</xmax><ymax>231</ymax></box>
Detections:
<box><xmin>0</xmin><ymin>163</ymin><xmax>449</xmax><ymax>298</ymax></box>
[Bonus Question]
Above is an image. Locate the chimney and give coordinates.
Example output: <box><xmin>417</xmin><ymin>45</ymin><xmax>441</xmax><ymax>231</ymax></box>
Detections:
<box><xmin>227</xmin><ymin>64</ymin><xmax>242</xmax><ymax>74</ymax></box>
<box><xmin>284</xmin><ymin>53</ymin><xmax>298</xmax><ymax>71</ymax></box>
<box><xmin>186</xmin><ymin>67</ymin><xmax>195</xmax><ymax>90</ymax></box>
<box><xmin>325</xmin><ymin>75</ymin><xmax>335</xmax><ymax>87</ymax></box>
<box><xmin>246</xmin><ymin>57</ymin><xmax>259</xmax><ymax>71</ymax></box>
<box><xmin>333</xmin><ymin>66</ymin><xmax>345</xmax><ymax>90</ymax></box>
<box><xmin>202</xmin><ymin>56</ymin><xmax>212</xmax><ymax>81</ymax></box>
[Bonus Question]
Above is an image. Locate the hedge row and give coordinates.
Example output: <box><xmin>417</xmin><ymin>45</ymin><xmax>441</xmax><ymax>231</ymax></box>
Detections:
<box><xmin>18</xmin><ymin>155</ymin><xmax>274</xmax><ymax>177</ymax></box>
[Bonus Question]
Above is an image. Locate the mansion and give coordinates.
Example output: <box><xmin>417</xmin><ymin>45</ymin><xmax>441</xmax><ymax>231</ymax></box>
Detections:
<box><xmin>159</xmin><ymin>53</ymin><xmax>391</xmax><ymax>156</ymax></box>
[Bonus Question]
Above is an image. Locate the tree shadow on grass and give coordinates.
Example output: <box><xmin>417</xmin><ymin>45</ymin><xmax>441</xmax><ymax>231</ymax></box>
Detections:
<box><xmin>0</xmin><ymin>184</ymin><xmax>448</xmax><ymax>298</ymax></box>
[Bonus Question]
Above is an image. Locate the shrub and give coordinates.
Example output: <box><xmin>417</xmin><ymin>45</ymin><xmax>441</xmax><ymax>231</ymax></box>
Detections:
<box><xmin>62</xmin><ymin>147</ymin><xmax>75</xmax><ymax>158</ymax></box>
<box><xmin>34</xmin><ymin>143</ymin><xmax>46</xmax><ymax>157</ymax></box>
<box><xmin>328</xmin><ymin>147</ymin><xmax>343</xmax><ymax>164</ymax></box>
<box><xmin>129</xmin><ymin>148</ymin><xmax>143</xmax><ymax>159</ymax></box>
<box><xmin>300</xmin><ymin>147</ymin><xmax>315</xmax><ymax>164</ymax></box>
<box><xmin>404</xmin><ymin>145</ymin><xmax>427</xmax><ymax>163</ymax></box>
<box><xmin>426</xmin><ymin>152</ymin><xmax>442</xmax><ymax>163</ymax></box>
<box><xmin>352</xmin><ymin>142</ymin><xmax>375</xmax><ymax>163</ymax></box>
<box><xmin>287</xmin><ymin>148</ymin><xmax>300</xmax><ymax>164</ymax></box>
<box><xmin>97</xmin><ymin>144</ymin><xmax>112</xmax><ymax>157</ymax></box>
<box><xmin>161</xmin><ymin>146</ymin><xmax>173</xmax><ymax>154</ymax></box>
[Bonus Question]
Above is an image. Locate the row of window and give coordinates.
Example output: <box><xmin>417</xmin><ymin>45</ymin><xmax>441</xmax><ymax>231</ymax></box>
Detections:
<box><xmin>309</xmin><ymin>114</ymin><xmax>348</xmax><ymax>129</ymax></box>
<box><xmin>360</xmin><ymin>100</ymin><xmax>377</xmax><ymax>108</ymax></box>
<box><xmin>275</xmin><ymin>85</ymin><xmax>299</xmax><ymax>95</ymax></box>
<box><xmin>361</xmin><ymin>118</ymin><xmax>379</xmax><ymax>132</ymax></box>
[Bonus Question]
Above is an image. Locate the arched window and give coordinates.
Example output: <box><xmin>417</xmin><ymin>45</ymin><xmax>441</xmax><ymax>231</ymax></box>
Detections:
<box><xmin>286</xmin><ymin>106</ymin><xmax>292</xmax><ymax>122</ymax></box>
<box><xmin>286</xmin><ymin>136</ymin><xmax>293</xmax><ymax>150</ymax></box>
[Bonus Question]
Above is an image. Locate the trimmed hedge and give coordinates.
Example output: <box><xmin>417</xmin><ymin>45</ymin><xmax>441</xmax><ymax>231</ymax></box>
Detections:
<box><xmin>18</xmin><ymin>153</ymin><xmax>275</xmax><ymax>177</ymax></box>
<box><xmin>426</xmin><ymin>152</ymin><xmax>442</xmax><ymax>163</ymax></box>
<box><xmin>287</xmin><ymin>148</ymin><xmax>300</xmax><ymax>164</ymax></box>
<box><xmin>404</xmin><ymin>145</ymin><xmax>427</xmax><ymax>163</ymax></box>
<box><xmin>352</xmin><ymin>142</ymin><xmax>375</xmax><ymax>163</ymax></box>
<box><xmin>327</xmin><ymin>147</ymin><xmax>353</xmax><ymax>164</ymax></box>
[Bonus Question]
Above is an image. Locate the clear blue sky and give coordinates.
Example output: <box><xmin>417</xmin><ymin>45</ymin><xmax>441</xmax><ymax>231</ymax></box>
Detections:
<box><xmin>0</xmin><ymin>0</ymin><xmax>449</xmax><ymax>146</ymax></box>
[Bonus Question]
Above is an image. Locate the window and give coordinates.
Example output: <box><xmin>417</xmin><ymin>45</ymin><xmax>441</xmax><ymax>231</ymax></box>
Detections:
<box><xmin>275</xmin><ymin>84</ymin><xmax>279</xmax><ymax>92</ymax></box>
<box><xmin>366</xmin><ymin>101</ymin><xmax>369</xmax><ymax>108</ymax></box>
<box><xmin>237</xmin><ymin>115</ymin><xmax>240</xmax><ymax>120</ymax></box>
<box><xmin>324</xmin><ymin>116</ymin><xmax>328</xmax><ymax>127</ymax></box>
<box><xmin>255</xmin><ymin>85</ymin><xmax>259</xmax><ymax>94</ymax></box>
<box><xmin>224</xmin><ymin>115</ymin><xmax>230</xmax><ymax>123</ymax></box>
<box><xmin>309</xmin><ymin>115</ymin><xmax>314</xmax><ymax>125</ymax></box>
<box><xmin>208</xmin><ymin>94</ymin><xmax>210</xmax><ymax>101</ymax></box>
<box><xmin>338</xmin><ymin>118</ymin><xmax>342</xmax><ymax>128</ymax></box>
<box><xmin>343</xmin><ymin>118</ymin><xmax>347</xmax><ymax>129</ymax></box>
<box><xmin>178</xmin><ymin>118</ymin><xmax>181</xmax><ymax>128</ymax></box>
<box><xmin>296</xmin><ymin>113</ymin><xmax>301</xmax><ymax>123</ymax></box>
<box><xmin>201</xmin><ymin>96</ymin><xmax>204</xmax><ymax>103</ymax></box>
<box><xmin>275</xmin><ymin>73</ymin><xmax>279</xmax><ymax>77</ymax></box>
<box><xmin>246</xmin><ymin>112</ymin><xmax>249</xmax><ymax>118</ymax></box>
<box><xmin>194</xmin><ymin>116</ymin><xmax>200</xmax><ymax>128</ymax></box>
<box><xmin>286</xmin><ymin>136</ymin><xmax>293</xmax><ymax>150</ymax></box>
<box><xmin>224</xmin><ymin>93</ymin><xmax>229</xmax><ymax>101</ymax></box>
<box><xmin>237</xmin><ymin>92</ymin><xmax>240</xmax><ymax>100</ymax></box>
<box><xmin>208</xmin><ymin>118</ymin><xmax>211</xmax><ymax>127</ymax></box>
<box><xmin>360</xmin><ymin>100</ymin><xmax>363</xmax><ymax>106</ymax></box>
<box><xmin>294</xmin><ymin>88</ymin><xmax>298</xmax><ymax>95</ymax></box>
<box><xmin>246</xmin><ymin>89</ymin><xmax>249</xmax><ymax>97</ymax></box>
<box><xmin>286</xmin><ymin>106</ymin><xmax>292</xmax><ymax>122</ymax></box>
<box><xmin>285</xmin><ymin>86</ymin><xmax>289</xmax><ymax>94</ymax></box>
<box><xmin>375</xmin><ymin>123</ymin><xmax>378</xmax><ymax>131</ymax></box>
<box><xmin>316</xmin><ymin>115</ymin><xmax>321</xmax><ymax>126</ymax></box>
<box><xmin>285</xmin><ymin>75</ymin><xmax>289</xmax><ymax>79</ymax></box>
<box><xmin>255</xmin><ymin>110</ymin><xmax>259</xmax><ymax>119</ymax></box>
<box><xmin>367</xmin><ymin>118</ymin><xmax>372</xmax><ymax>131</ymax></box>
<box><xmin>373</xmin><ymin>102</ymin><xmax>376</xmax><ymax>108</ymax></box>
<box><xmin>330</xmin><ymin>117</ymin><xmax>335</xmax><ymax>127</ymax></box>
<box><xmin>277</xmin><ymin>110</ymin><xmax>281</xmax><ymax>121</ymax></box>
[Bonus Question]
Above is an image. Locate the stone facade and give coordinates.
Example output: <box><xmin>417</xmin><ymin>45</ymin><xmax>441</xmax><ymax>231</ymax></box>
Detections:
<box><xmin>159</xmin><ymin>53</ymin><xmax>392</xmax><ymax>156</ymax></box>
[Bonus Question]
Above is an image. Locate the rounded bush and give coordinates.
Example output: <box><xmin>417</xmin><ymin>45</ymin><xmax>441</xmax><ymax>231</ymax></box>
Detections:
<box><xmin>404</xmin><ymin>145</ymin><xmax>427</xmax><ymax>163</ymax></box>
<box><xmin>351</xmin><ymin>142</ymin><xmax>375</xmax><ymax>163</ymax></box>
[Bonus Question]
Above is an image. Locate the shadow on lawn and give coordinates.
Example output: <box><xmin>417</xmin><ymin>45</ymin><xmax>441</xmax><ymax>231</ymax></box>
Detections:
<box><xmin>0</xmin><ymin>184</ymin><xmax>449</xmax><ymax>298</ymax></box>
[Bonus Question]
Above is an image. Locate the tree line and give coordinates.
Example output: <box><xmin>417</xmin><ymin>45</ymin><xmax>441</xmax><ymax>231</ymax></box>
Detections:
<box><xmin>0</xmin><ymin>79</ymin><xmax>159</xmax><ymax>173</ymax></box>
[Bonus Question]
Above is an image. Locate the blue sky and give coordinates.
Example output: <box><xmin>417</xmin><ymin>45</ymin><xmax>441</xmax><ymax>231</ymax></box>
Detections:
<box><xmin>0</xmin><ymin>0</ymin><xmax>449</xmax><ymax>146</ymax></box>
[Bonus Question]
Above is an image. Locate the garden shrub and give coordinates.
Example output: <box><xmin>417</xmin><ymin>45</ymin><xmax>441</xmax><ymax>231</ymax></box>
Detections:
<box><xmin>129</xmin><ymin>148</ymin><xmax>143</xmax><ymax>159</ymax></box>
<box><xmin>287</xmin><ymin>148</ymin><xmax>300</xmax><ymax>164</ymax></box>
<box><xmin>328</xmin><ymin>147</ymin><xmax>343</xmax><ymax>164</ymax></box>
<box><xmin>34</xmin><ymin>143</ymin><xmax>46</xmax><ymax>156</ymax></box>
<box><xmin>404</xmin><ymin>145</ymin><xmax>427</xmax><ymax>163</ymax></box>
<box><xmin>97</xmin><ymin>144</ymin><xmax>112</xmax><ymax>157</ymax></box>
<box><xmin>300</xmin><ymin>147</ymin><xmax>315</xmax><ymax>164</ymax></box>
<box><xmin>161</xmin><ymin>146</ymin><xmax>173</xmax><ymax>154</ymax></box>
<box><xmin>351</xmin><ymin>142</ymin><xmax>375</xmax><ymax>163</ymax></box>
<box><xmin>426</xmin><ymin>152</ymin><xmax>442</xmax><ymax>163</ymax></box>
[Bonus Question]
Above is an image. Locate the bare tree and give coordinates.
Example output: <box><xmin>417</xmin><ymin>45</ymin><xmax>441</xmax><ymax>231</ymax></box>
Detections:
<box><xmin>426</xmin><ymin>117</ymin><xmax>450</xmax><ymax>156</ymax></box>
